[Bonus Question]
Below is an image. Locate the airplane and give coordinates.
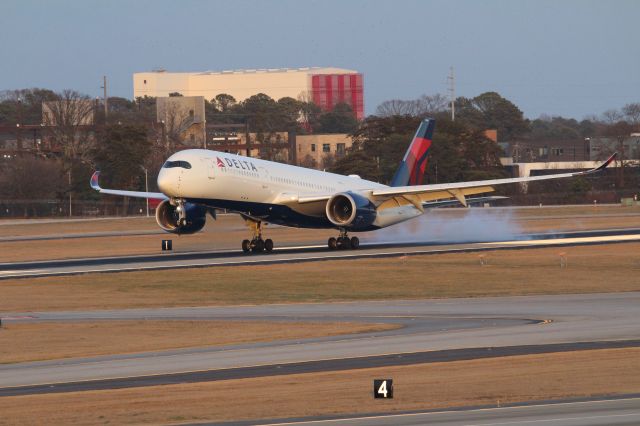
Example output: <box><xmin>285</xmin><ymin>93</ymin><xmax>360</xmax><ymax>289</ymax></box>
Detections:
<box><xmin>90</xmin><ymin>118</ymin><xmax>616</xmax><ymax>253</ymax></box>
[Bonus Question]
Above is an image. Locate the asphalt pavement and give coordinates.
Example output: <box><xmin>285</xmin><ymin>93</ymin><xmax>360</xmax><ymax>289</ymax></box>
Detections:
<box><xmin>1</xmin><ymin>292</ymin><xmax>639</xmax><ymax>390</ymax></box>
<box><xmin>1</xmin><ymin>228</ymin><xmax>639</xmax><ymax>279</ymax></box>
<box><xmin>248</xmin><ymin>397</ymin><xmax>640</xmax><ymax>426</ymax></box>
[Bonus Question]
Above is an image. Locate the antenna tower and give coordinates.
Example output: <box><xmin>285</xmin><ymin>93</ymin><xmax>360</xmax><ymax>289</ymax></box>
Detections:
<box><xmin>447</xmin><ymin>67</ymin><xmax>455</xmax><ymax>121</ymax></box>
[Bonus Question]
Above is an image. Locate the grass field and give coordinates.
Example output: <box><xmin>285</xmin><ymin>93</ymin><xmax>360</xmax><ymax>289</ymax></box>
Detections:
<box><xmin>0</xmin><ymin>320</ymin><xmax>398</xmax><ymax>364</ymax></box>
<box><xmin>2</xmin><ymin>243</ymin><xmax>639</xmax><ymax>312</ymax></box>
<box><xmin>0</xmin><ymin>347</ymin><xmax>637</xmax><ymax>425</ymax></box>
<box><xmin>2</xmin><ymin>205</ymin><xmax>640</xmax><ymax>262</ymax></box>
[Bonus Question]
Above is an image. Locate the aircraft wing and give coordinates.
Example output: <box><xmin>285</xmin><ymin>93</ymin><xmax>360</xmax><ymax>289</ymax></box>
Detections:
<box><xmin>296</xmin><ymin>153</ymin><xmax>616</xmax><ymax>208</ymax></box>
<box><xmin>370</xmin><ymin>152</ymin><xmax>617</xmax><ymax>207</ymax></box>
<box><xmin>90</xmin><ymin>171</ymin><xmax>168</xmax><ymax>200</ymax></box>
<box><xmin>423</xmin><ymin>196</ymin><xmax>508</xmax><ymax>208</ymax></box>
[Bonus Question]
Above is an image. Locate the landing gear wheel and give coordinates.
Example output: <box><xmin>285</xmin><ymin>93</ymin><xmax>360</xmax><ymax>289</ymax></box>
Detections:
<box><xmin>252</xmin><ymin>238</ymin><xmax>265</xmax><ymax>253</ymax></box>
<box><xmin>328</xmin><ymin>237</ymin><xmax>337</xmax><ymax>250</ymax></box>
<box><xmin>350</xmin><ymin>236</ymin><xmax>360</xmax><ymax>249</ymax></box>
<box><xmin>341</xmin><ymin>236</ymin><xmax>351</xmax><ymax>250</ymax></box>
<box><xmin>242</xmin><ymin>219</ymin><xmax>273</xmax><ymax>254</ymax></box>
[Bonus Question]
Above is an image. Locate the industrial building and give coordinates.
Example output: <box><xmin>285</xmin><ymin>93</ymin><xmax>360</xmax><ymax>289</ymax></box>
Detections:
<box><xmin>133</xmin><ymin>67</ymin><xmax>364</xmax><ymax>119</ymax></box>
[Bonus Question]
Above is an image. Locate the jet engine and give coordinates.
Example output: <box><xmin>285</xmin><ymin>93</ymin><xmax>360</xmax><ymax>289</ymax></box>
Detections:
<box><xmin>155</xmin><ymin>200</ymin><xmax>207</xmax><ymax>234</ymax></box>
<box><xmin>325</xmin><ymin>192</ymin><xmax>377</xmax><ymax>231</ymax></box>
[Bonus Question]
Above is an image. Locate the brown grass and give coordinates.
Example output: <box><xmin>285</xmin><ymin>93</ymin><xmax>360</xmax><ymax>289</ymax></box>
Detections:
<box><xmin>2</xmin><ymin>206</ymin><xmax>640</xmax><ymax>262</ymax></box>
<box><xmin>2</xmin><ymin>243</ymin><xmax>640</xmax><ymax>312</ymax></box>
<box><xmin>0</xmin><ymin>348</ymin><xmax>638</xmax><ymax>425</ymax></box>
<box><xmin>0</xmin><ymin>217</ymin><xmax>160</xmax><ymax>237</ymax></box>
<box><xmin>0</xmin><ymin>215</ymin><xmax>334</xmax><ymax>262</ymax></box>
<box><xmin>0</xmin><ymin>320</ymin><xmax>398</xmax><ymax>364</ymax></box>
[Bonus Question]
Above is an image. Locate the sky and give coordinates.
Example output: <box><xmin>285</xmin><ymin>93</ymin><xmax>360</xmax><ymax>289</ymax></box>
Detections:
<box><xmin>1</xmin><ymin>0</ymin><xmax>639</xmax><ymax>119</ymax></box>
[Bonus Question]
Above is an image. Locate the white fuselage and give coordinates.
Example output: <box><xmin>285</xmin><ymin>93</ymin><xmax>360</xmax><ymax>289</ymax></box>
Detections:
<box><xmin>157</xmin><ymin>149</ymin><xmax>422</xmax><ymax>230</ymax></box>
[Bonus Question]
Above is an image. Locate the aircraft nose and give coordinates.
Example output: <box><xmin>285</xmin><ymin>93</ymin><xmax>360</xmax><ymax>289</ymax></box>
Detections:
<box><xmin>157</xmin><ymin>169</ymin><xmax>178</xmax><ymax>196</ymax></box>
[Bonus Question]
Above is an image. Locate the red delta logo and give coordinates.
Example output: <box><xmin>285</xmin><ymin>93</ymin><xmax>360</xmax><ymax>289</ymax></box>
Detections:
<box><xmin>216</xmin><ymin>157</ymin><xmax>225</xmax><ymax>168</ymax></box>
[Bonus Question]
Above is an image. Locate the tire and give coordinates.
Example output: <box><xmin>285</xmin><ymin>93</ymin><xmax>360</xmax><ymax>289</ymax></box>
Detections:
<box><xmin>252</xmin><ymin>239</ymin><xmax>265</xmax><ymax>253</ymax></box>
<box><xmin>264</xmin><ymin>238</ymin><xmax>274</xmax><ymax>252</ymax></box>
<box><xmin>242</xmin><ymin>239</ymin><xmax>251</xmax><ymax>253</ymax></box>
<box><xmin>328</xmin><ymin>237</ymin><xmax>337</xmax><ymax>250</ymax></box>
<box><xmin>350</xmin><ymin>236</ymin><xmax>360</xmax><ymax>249</ymax></box>
<box><xmin>341</xmin><ymin>236</ymin><xmax>351</xmax><ymax>249</ymax></box>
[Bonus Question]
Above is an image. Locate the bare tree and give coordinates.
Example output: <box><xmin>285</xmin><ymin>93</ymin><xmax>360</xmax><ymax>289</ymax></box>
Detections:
<box><xmin>43</xmin><ymin>90</ymin><xmax>95</xmax><ymax>162</ymax></box>
<box><xmin>299</xmin><ymin>153</ymin><xmax>318</xmax><ymax>169</ymax></box>
<box><xmin>321</xmin><ymin>152</ymin><xmax>336</xmax><ymax>170</ymax></box>
<box><xmin>414</xmin><ymin>93</ymin><xmax>449</xmax><ymax>115</ymax></box>
<box><xmin>622</xmin><ymin>103</ymin><xmax>640</xmax><ymax>126</ymax></box>
<box><xmin>375</xmin><ymin>99</ymin><xmax>416</xmax><ymax>117</ymax></box>
<box><xmin>163</xmin><ymin>101</ymin><xmax>191</xmax><ymax>150</ymax></box>
<box><xmin>0</xmin><ymin>157</ymin><xmax>64</xmax><ymax>216</ymax></box>
<box><xmin>601</xmin><ymin>109</ymin><xmax>624</xmax><ymax>124</ymax></box>
<box><xmin>375</xmin><ymin>93</ymin><xmax>449</xmax><ymax>117</ymax></box>
<box><xmin>156</xmin><ymin>97</ymin><xmax>201</xmax><ymax>155</ymax></box>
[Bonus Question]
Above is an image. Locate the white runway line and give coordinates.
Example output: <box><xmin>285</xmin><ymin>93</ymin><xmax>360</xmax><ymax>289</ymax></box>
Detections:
<box><xmin>486</xmin><ymin>234</ymin><xmax>640</xmax><ymax>246</ymax></box>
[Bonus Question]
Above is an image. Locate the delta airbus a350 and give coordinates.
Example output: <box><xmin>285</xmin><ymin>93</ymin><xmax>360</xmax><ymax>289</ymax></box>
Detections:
<box><xmin>91</xmin><ymin>119</ymin><xmax>616</xmax><ymax>253</ymax></box>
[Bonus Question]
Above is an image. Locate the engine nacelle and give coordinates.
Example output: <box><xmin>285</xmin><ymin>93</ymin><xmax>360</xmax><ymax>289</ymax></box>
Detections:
<box><xmin>155</xmin><ymin>200</ymin><xmax>207</xmax><ymax>234</ymax></box>
<box><xmin>325</xmin><ymin>192</ymin><xmax>377</xmax><ymax>231</ymax></box>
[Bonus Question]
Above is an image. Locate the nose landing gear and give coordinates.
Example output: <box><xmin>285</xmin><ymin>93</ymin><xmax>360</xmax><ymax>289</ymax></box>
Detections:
<box><xmin>172</xmin><ymin>198</ymin><xmax>187</xmax><ymax>227</ymax></box>
<box><xmin>328</xmin><ymin>229</ymin><xmax>359</xmax><ymax>250</ymax></box>
<box><xmin>241</xmin><ymin>219</ymin><xmax>274</xmax><ymax>254</ymax></box>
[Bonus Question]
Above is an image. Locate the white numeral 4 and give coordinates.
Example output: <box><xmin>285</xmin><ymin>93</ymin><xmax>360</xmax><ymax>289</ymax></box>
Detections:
<box><xmin>377</xmin><ymin>380</ymin><xmax>388</xmax><ymax>398</ymax></box>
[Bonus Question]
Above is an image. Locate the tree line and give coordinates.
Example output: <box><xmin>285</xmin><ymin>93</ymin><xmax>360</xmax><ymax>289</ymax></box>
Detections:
<box><xmin>0</xmin><ymin>87</ymin><xmax>638</xmax><ymax>216</ymax></box>
<box><xmin>0</xmin><ymin>88</ymin><xmax>358</xmax><ymax>215</ymax></box>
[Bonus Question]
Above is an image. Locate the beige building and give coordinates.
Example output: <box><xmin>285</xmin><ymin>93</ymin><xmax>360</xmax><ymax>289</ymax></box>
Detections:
<box><xmin>156</xmin><ymin>96</ymin><xmax>206</xmax><ymax>147</ymax></box>
<box><xmin>205</xmin><ymin>129</ymin><xmax>352</xmax><ymax>170</ymax></box>
<box><xmin>134</xmin><ymin>67</ymin><xmax>365</xmax><ymax>119</ymax></box>
<box><xmin>296</xmin><ymin>134</ymin><xmax>352</xmax><ymax>169</ymax></box>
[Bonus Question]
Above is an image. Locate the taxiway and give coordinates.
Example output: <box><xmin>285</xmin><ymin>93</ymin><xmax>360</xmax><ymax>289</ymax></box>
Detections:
<box><xmin>2</xmin><ymin>292</ymin><xmax>639</xmax><ymax>391</ymax></box>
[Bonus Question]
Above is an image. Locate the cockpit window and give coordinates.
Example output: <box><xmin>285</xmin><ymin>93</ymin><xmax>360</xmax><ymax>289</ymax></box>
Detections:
<box><xmin>163</xmin><ymin>160</ymin><xmax>192</xmax><ymax>169</ymax></box>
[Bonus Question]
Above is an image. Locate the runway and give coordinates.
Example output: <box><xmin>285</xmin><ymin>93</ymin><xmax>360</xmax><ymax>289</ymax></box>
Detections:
<box><xmin>1</xmin><ymin>228</ymin><xmax>639</xmax><ymax>279</ymax></box>
<box><xmin>248</xmin><ymin>397</ymin><xmax>640</xmax><ymax>426</ymax></box>
<box><xmin>2</xmin><ymin>292</ymin><xmax>640</xmax><ymax>391</ymax></box>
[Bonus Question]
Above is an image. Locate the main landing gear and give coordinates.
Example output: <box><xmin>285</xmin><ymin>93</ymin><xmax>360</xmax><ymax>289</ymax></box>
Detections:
<box><xmin>328</xmin><ymin>229</ymin><xmax>360</xmax><ymax>250</ymax></box>
<box><xmin>241</xmin><ymin>220</ymin><xmax>274</xmax><ymax>254</ymax></box>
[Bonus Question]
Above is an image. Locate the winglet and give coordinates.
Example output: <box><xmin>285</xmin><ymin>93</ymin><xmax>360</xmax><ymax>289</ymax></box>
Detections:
<box><xmin>594</xmin><ymin>152</ymin><xmax>617</xmax><ymax>172</ymax></box>
<box><xmin>90</xmin><ymin>171</ymin><xmax>101</xmax><ymax>191</ymax></box>
<box><xmin>579</xmin><ymin>152</ymin><xmax>617</xmax><ymax>176</ymax></box>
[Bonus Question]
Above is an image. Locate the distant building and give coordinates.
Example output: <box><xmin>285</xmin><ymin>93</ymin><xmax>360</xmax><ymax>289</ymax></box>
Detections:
<box><xmin>156</xmin><ymin>96</ymin><xmax>206</xmax><ymax>147</ymax></box>
<box><xmin>204</xmin><ymin>124</ymin><xmax>352</xmax><ymax>170</ymax></box>
<box><xmin>502</xmin><ymin>139</ymin><xmax>590</xmax><ymax>163</ymax></box>
<box><xmin>587</xmin><ymin>135</ymin><xmax>640</xmax><ymax>160</ymax></box>
<box><xmin>296</xmin><ymin>134</ymin><xmax>352</xmax><ymax>169</ymax></box>
<box><xmin>501</xmin><ymin>134</ymin><xmax>640</xmax><ymax>164</ymax></box>
<box><xmin>133</xmin><ymin>67</ymin><xmax>364</xmax><ymax>119</ymax></box>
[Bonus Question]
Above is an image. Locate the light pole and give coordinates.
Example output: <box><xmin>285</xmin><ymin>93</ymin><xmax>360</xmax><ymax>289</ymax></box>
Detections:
<box><xmin>141</xmin><ymin>166</ymin><xmax>149</xmax><ymax>217</ymax></box>
<box><xmin>68</xmin><ymin>169</ymin><xmax>72</xmax><ymax>217</ymax></box>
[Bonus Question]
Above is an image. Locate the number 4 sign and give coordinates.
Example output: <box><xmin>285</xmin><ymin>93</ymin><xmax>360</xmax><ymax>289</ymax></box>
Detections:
<box><xmin>373</xmin><ymin>379</ymin><xmax>393</xmax><ymax>399</ymax></box>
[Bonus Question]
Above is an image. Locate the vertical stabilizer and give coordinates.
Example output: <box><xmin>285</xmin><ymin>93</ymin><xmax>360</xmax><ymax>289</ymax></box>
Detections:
<box><xmin>390</xmin><ymin>118</ymin><xmax>435</xmax><ymax>187</ymax></box>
